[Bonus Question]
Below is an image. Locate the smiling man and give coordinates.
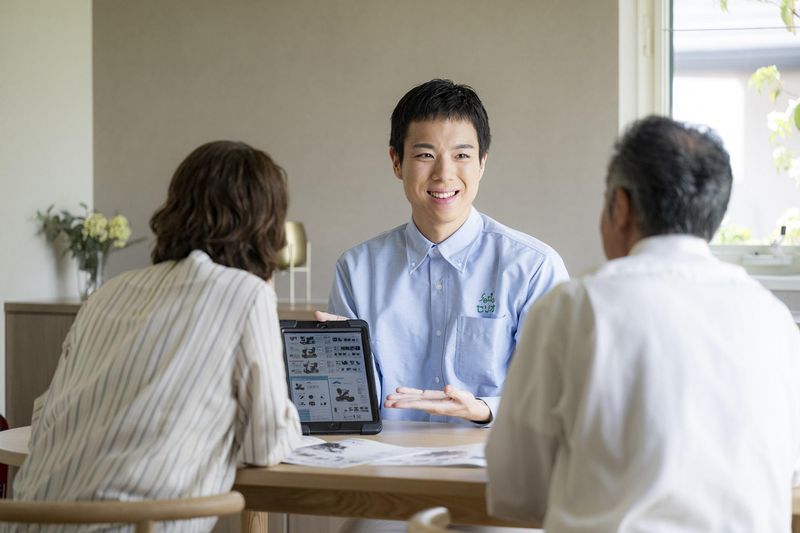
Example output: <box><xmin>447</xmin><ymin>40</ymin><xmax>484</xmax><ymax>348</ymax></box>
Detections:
<box><xmin>317</xmin><ymin>79</ymin><xmax>568</xmax><ymax>427</ymax></box>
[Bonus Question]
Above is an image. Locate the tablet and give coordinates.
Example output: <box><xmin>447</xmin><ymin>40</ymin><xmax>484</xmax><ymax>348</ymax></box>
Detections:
<box><xmin>279</xmin><ymin>319</ymin><xmax>382</xmax><ymax>435</ymax></box>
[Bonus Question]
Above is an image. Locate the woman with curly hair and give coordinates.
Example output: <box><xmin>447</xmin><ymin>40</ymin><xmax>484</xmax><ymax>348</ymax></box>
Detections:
<box><xmin>12</xmin><ymin>141</ymin><xmax>302</xmax><ymax>532</ymax></box>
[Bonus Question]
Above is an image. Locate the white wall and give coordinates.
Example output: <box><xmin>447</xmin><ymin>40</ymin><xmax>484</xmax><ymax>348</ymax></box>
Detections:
<box><xmin>0</xmin><ymin>0</ymin><xmax>93</xmax><ymax>414</ymax></box>
<box><xmin>94</xmin><ymin>0</ymin><xmax>618</xmax><ymax>300</ymax></box>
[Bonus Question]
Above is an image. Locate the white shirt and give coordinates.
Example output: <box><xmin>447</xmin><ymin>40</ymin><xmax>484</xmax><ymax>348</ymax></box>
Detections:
<box><xmin>12</xmin><ymin>251</ymin><xmax>303</xmax><ymax>531</ymax></box>
<box><xmin>486</xmin><ymin>236</ymin><xmax>800</xmax><ymax>533</ymax></box>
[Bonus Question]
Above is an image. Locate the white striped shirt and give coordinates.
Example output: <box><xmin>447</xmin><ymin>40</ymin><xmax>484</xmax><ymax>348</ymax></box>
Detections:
<box><xmin>10</xmin><ymin>250</ymin><xmax>303</xmax><ymax>532</ymax></box>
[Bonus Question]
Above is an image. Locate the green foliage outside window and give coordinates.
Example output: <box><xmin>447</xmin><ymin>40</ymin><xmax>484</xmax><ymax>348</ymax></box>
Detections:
<box><xmin>712</xmin><ymin>0</ymin><xmax>800</xmax><ymax>244</ymax></box>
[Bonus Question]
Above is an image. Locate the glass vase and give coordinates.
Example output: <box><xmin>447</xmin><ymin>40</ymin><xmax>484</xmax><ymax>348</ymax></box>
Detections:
<box><xmin>76</xmin><ymin>249</ymin><xmax>105</xmax><ymax>301</ymax></box>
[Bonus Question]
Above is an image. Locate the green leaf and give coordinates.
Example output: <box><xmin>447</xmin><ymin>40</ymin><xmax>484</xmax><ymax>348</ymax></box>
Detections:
<box><xmin>749</xmin><ymin>65</ymin><xmax>781</xmax><ymax>93</ymax></box>
<box><xmin>713</xmin><ymin>224</ymin><xmax>753</xmax><ymax>244</ymax></box>
<box><xmin>795</xmin><ymin>101</ymin><xmax>800</xmax><ymax>130</ymax></box>
<box><xmin>769</xmin><ymin>88</ymin><xmax>782</xmax><ymax>102</ymax></box>
<box><xmin>782</xmin><ymin>0</ymin><xmax>798</xmax><ymax>32</ymax></box>
<box><xmin>719</xmin><ymin>0</ymin><xmax>728</xmax><ymax>11</ymax></box>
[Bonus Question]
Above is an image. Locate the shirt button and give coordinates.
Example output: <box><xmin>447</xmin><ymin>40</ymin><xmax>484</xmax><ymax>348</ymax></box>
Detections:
<box><xmin>411</xmin><ymin>261</ymin><xmax>416</xmax><ymax>266</ymax></box>
<box><xmin>435</xmin><ymin>282</ymin><xmax>443</xmax><ymax>290</ymax></box>
<box><xmin>434</xmin><ymin>376</ymin><xmax>441</xmax><ymax>384</ymax></box>
<box><xmin>435</xmin><ymin>330</ymin><xmax>442</xmax><ymax>337</ymax></box>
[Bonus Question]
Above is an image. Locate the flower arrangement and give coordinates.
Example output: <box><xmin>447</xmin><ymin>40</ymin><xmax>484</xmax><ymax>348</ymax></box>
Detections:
<box><xmin>37</xmin><ymin>203</ymin><xmax>141</xmax><ymax>299</ymax></box>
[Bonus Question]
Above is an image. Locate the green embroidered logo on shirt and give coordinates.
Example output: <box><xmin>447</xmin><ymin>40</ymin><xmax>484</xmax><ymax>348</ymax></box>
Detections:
<box><xmin>477</xmin><ymin>292</ymin><xmax>496</xmax><ymax>314</ymax></box>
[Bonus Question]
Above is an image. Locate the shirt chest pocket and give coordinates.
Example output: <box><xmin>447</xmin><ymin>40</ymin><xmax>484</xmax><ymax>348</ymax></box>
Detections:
<box><xmin>455</xmin><ymin>315</ymin><xmax>513</xmax><ymax>385</ymax></box>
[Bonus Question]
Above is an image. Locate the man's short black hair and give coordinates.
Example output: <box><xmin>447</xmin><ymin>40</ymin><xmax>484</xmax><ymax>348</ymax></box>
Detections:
<box><xmin>606</xmin><ymin>115</ymin><xmax>733</xmax><ymax>241</ymax></box>
<box><xmin>390</xmin><ymin>79</ymin><xmax>491</xmax><ymax>162</ymax></box>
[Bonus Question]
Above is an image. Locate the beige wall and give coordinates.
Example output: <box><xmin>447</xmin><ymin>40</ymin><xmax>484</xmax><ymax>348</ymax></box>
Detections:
<box><xmin>94</xmin><ymin>0</ymin><xmax>618</xmax><ymax>301</ymax></box>
<box><xmin>0</xmin><ymin>0</ymin><xmax>93</xmax><ymax>413</ymax></box>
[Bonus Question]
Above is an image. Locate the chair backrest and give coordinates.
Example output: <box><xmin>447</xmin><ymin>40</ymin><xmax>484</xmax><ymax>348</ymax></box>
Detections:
<box><xmin>0</xmin><ymin>491</ymin><xmax>244</xmax><ymax>533</ymax></box>
<box><xmin>407</xmin><ymin>506</ymin><xmax>452</xmax><ymax>533</ymax></box>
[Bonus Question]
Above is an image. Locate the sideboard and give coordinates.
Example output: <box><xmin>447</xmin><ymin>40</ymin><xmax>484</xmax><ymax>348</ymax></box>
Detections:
<box><xmin>4</xmin><ymin>301</ymin><xmax>318</xmax><ymax>428</ymax></box>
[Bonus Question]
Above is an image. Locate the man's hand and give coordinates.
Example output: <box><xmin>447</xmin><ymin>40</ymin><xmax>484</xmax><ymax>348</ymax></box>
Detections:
<box><xmin>314</xmin><ymin>311</ymin><xmax>349</xmax><ymax>321</ymax></box>
<box><xmin>384</xmin><ymin>385</ymin><xmax>492</xmax><ymax>423</ymax></box>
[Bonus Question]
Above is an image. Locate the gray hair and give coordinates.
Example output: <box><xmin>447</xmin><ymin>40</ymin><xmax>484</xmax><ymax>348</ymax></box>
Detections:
<box><xmin>605</xmin><ymin>116</ymin><xmax>732</xmax><ymax>241</ymax></box>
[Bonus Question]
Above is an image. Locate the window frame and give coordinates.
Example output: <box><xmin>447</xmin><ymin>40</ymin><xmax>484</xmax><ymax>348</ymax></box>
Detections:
<box><xmin>618</xmin><ymin>0</ymin><xmax>672</xmax><ymax>129</ymax></box>
<box><xmin>620</xmin><ymin>0</ymin><xmax>800</xmax><ymax>278</ymax></box>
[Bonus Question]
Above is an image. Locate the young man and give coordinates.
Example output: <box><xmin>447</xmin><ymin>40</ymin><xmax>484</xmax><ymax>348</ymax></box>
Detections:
<box><xmin>317</xmin><ymin>79</ymin><xmax>568</xmax><ymax>425</ymax></box>
<box><xmin>486</xmin><ymin>116</ymin><xmax>800</xmax><ymax>532</ymax></box>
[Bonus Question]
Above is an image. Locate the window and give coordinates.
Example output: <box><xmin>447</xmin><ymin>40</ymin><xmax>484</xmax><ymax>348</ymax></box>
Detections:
<box><xmin>671</xmin><ymin>0</ymin><xmax>800</xmax><ymax>244</ymax></box>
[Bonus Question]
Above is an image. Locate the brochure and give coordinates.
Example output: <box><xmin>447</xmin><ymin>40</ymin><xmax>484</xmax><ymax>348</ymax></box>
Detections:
<box><xmin>283</xmin><ymin>438</ymin><xmax>486</xmax><ymax>469</ymax></box>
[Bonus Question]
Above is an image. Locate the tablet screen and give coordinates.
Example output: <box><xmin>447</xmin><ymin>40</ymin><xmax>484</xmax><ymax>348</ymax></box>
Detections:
<box><xmin>283</xmin><ymin>329</ymin><xmax>374</xmax><ymax>423</ymax></box>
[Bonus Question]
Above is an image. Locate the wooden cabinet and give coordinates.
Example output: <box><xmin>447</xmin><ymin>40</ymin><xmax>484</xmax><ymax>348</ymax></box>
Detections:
<box><xmin>4</xmin><ymin>301</ymin><xmax>318</xmax><ymax>429</ymax></box>
<box><xmin>4</xmin><ymin>302</ymin><xmax>80</xmax><ymax>428</ymax></box>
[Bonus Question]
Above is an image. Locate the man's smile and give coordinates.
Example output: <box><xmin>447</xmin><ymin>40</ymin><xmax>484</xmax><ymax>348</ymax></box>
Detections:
<box><xmin>428</xmin><ymin>190</ymin><xmax>460</xmax><ymax>200</ymax></box>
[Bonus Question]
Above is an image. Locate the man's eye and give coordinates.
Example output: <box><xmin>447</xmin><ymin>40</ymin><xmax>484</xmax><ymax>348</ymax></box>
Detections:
<box><xmin>455</xmin><ymin>153</ymin><xmax>470</xmax><ymax>160</ymax></box>
<box><xmin>415</xmin><ymin>153</ymin><xmax>434</xmax><ymax>159</ymax></box>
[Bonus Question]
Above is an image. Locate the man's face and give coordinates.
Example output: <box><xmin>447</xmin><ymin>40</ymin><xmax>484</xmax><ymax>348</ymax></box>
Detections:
<box><xmin>391</xmin><ymin>118</ymin><xmax>486</xmax><ymax>242</ymax></box>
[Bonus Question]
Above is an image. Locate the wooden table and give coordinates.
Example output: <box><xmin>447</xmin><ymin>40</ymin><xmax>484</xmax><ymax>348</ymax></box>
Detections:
<box><xmin>3</xmin><ymin>424</ymin><xmax>799</xmax><ymax>531</ymax></box>
<box><xmin>0</xmin><ymin>422</ymin><xmax>535</xmax><ymax>530</ymax></box>
<box><xmin>234</xmin><ymin>421</ymin><xmax>535</xmax><ymax>528</ymax></box>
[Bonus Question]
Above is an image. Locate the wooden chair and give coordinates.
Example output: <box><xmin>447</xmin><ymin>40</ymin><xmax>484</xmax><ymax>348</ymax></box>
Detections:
<box><xmin>0</xmin><ymin>491</ymin><xmax>244</xmax><ymax>532</ymax></box>
<box><xmin>407</xmin><ymin>506</ymin><xmax>452</xmax><ymax>532</ymax></box>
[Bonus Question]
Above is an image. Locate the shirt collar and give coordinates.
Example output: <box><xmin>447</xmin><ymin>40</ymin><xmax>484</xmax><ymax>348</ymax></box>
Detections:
<box><xmin>189</xmin><ymin>249</ymin><xmax>212</xmax><ymax>262</ymax></box>
<box><xmin>629</xmin><ymin>234</ymin><xmax>712</xmax><ymax>259</ymax></box>
<box><xmin>405</xmin><ymin>208</ymin><xmax>483</xmax><ymax>274</ymax></box>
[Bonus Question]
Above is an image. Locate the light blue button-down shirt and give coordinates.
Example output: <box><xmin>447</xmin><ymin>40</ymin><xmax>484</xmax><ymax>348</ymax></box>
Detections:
<box><xmin>328</xmin><ymin>208</ymin><xmax>568</xmax><ymax>423</ymax></box>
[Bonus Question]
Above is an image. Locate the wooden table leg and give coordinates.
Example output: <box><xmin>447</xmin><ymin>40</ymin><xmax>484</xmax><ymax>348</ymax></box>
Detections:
<box><xmin>241</xmin><ymin>510</ymin><xmax>268</xmax><ymax>533</ymax></box>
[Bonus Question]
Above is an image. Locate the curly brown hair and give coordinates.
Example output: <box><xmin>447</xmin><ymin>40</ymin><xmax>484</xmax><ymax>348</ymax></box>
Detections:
<box><xmin>150</xmin><ymin>140</ymin><xmax>288</xmax><ymax>281</ymax></box>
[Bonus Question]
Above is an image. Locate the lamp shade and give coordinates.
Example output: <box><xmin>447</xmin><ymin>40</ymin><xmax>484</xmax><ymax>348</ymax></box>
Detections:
<box><xmin>276</xmin><ymin>221</ymin><xmax>307</xmax><ymax>269</ymax></box>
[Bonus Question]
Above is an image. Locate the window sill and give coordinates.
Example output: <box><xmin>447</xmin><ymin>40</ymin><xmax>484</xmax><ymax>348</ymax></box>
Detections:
<box><xmin>712</xmin><ymin>244</ymin><xmax>800</xmax><ymax>276</ymax></box>
<box><xmin>751</xmin><ymin>274</ymin><xmax>800</xmax><ymax>291</ymax></box>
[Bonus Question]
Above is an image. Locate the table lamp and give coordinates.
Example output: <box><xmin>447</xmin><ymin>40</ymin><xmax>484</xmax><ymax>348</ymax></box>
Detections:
<box><xmin>277</xmin><ymin>221</ymin><xmax>310</xmax><ymax>305</ymax></box>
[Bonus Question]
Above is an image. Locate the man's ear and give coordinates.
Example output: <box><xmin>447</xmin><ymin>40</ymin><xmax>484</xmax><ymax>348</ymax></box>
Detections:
<box><xmin>610</xmin><ymin>188</ymin><xmax>633</xmax><ymax>232</ymax></box>
<box><xmin>611</xmin><ymin>188</ymin><xmax>643</xmax><ymax>255</ymax></box>
<box><xmin>389</xmin><ymin>147</ymin><xmax>402</xmax><ymax>180</ymax></box>
<box><xmin>478</xmin><ymin>153</ymin><xmax>488</xmax><ymax>180</ymax></box>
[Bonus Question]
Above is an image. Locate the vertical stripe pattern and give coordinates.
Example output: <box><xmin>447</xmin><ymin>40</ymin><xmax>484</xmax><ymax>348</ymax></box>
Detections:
<box><xmin>8</xmin><ymin>250</ymin><xmax>303</xmax><ymax>532</ymax></box>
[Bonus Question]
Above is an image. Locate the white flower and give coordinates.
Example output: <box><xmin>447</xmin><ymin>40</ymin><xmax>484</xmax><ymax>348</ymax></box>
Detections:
<box><xmin>108</xmin><ymin>215</ymin><xmax>131</xmax><ymax>248</ymax></box>
<box><xmin>82</xmin><ymin>213</ymin><xmax>108</xmax><ymax>242</ymax></box>
<box><xmin>773</xmin><ymin>146</ymin><xmax>792</xmax><ymax>170</ymax></box>
<box><xmin>787</xmin><ymin>97</ymin><xmax>799</xmax><ymax>115</ymax></box>
<box><xmin>778</xmin><ymin>207</ymin><xmax>800</xmax><ymax>225</ymax></box>
<box><xmin>789</xmin><ymin>157</ymin><xmax>800</xmax><ymax>184</ymax></box>
<box><xmin>767</xmin><ymin>110</ymin><xmax>787</xmax><ymax>132</ymax></box>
